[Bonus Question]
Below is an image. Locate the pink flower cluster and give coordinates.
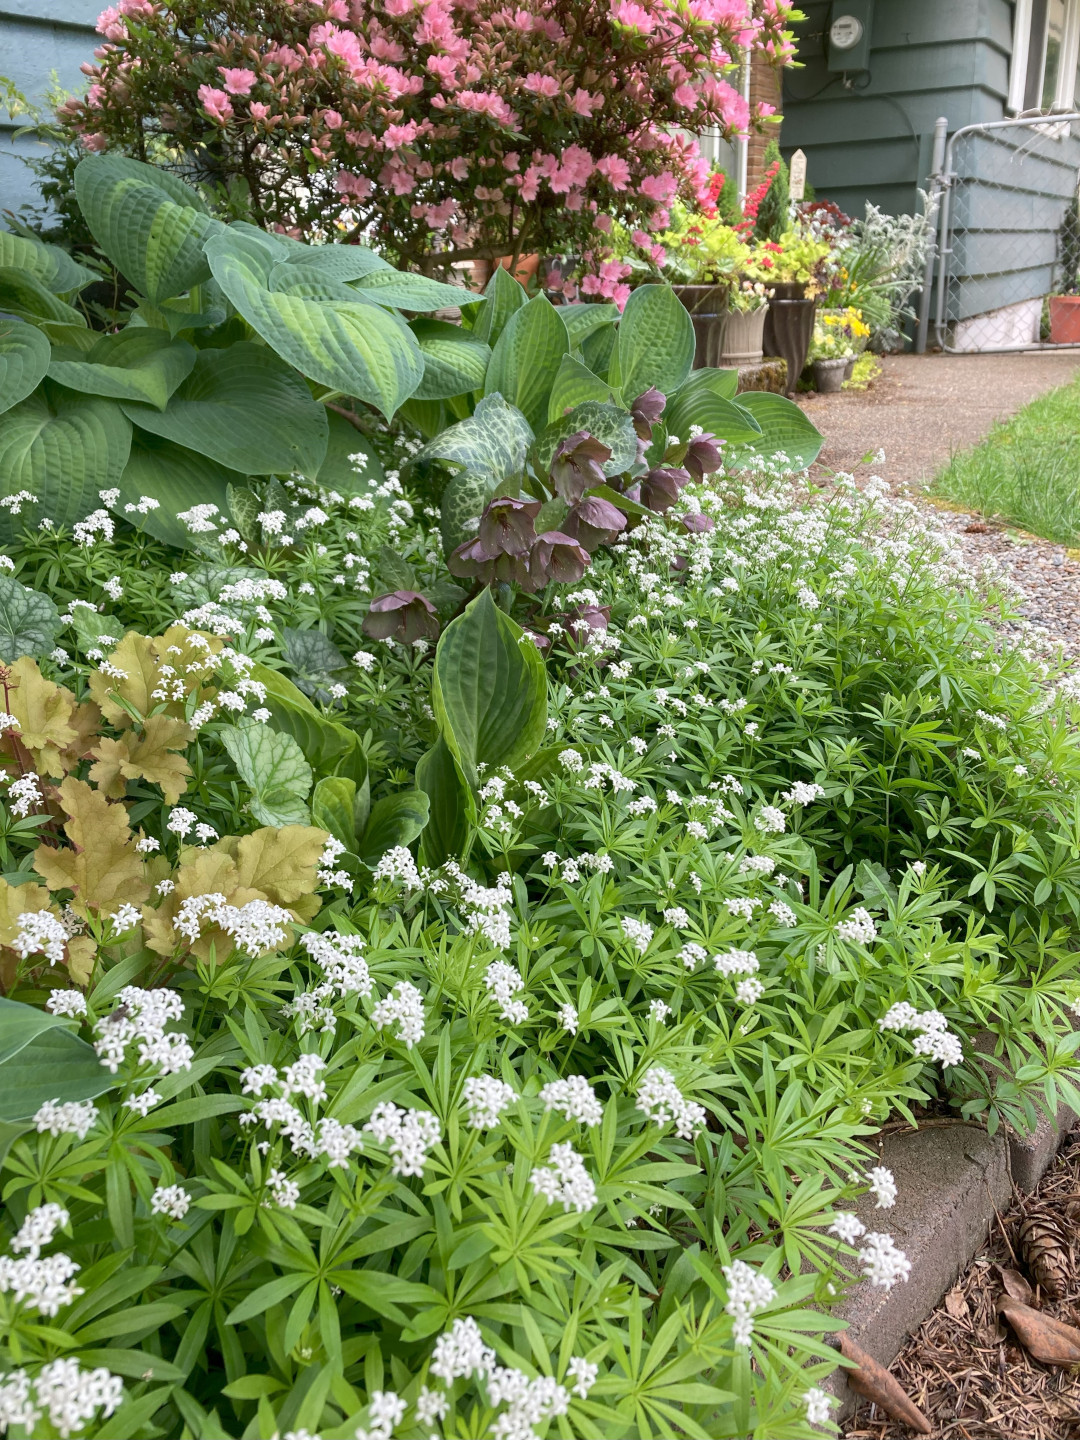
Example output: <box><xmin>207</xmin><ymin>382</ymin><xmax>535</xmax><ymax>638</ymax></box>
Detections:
<box><xmin>68</xmin><ymin>0</ymin><xmax>798</xmax><ymax>289</ymax></box>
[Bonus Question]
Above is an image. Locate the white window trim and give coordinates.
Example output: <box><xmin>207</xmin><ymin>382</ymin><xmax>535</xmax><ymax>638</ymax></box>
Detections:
<box><xmin>1010</xmin><ymin>0</ymin><xmax>1080</xmax><ymax>113</ymax></box>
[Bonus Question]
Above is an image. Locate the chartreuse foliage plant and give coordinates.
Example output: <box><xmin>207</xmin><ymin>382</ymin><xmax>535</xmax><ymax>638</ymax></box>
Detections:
<box><xmin>2</xmin><ymin>428</ymin><xmax>1080</xmax><ymax>1439</ymax></box>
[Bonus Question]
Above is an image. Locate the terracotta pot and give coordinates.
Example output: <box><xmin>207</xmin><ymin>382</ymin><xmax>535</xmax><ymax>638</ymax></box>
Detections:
<box><xmin>763</xmin><ymin>296</ymin><xmax>816</xmax><ymax>396</ymax></box>
<box><xmin>1049</xmin><ymin>293</ymin><xmax>1080</xmax><ymax>343</ymax></box>
<box><xmin>813</xmin><ymin>357</ymin><xmax>848</xmax><ymax>393</ymax></box>
<box><xmin>471</xmin><ymin>252</ymin><xmax>540</xmax><ymax>289</ymax></box>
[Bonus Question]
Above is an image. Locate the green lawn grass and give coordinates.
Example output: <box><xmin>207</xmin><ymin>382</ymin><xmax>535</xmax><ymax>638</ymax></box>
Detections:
<box><xmin>931</xmin><ymin>372</ymin><xmax>1080</xmax><ymax>544</ymax></box>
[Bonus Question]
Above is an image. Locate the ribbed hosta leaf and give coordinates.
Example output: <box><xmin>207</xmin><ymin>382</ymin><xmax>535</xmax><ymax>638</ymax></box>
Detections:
<box><xmin>0</xmin><ymin>269</ymin><xmax>86</xmax><ymax>331</ymax></box>
<box><xmin>353</xmin><ymin>270</ymin><xmax>483</xmax><ymax>311</ymax></box>
<box><xmin>471</xmin><ymin>265</ymin><xmax>528</xmax><ymax>346</ymax></box>
<box><xmin>117</xmin><ymin>432</ymin><xmax>237</xmax><ymax>548</ymax></box>
<box><xmin>74</xmin><ymin>154</ymin><xmax>220</xmax><ymax>304</ymax></box>
<box><xmin>609</xmin><ymin>283</ymin><xmax>695</xmax><ymax>402</ymax></box>
<box><xmin>726</xmin><ymin>392</ymin><xmax>824</xmax><ymax>469</ymax></box>
<box><xmin>412</xmin><ymin>319</ymin><xmax>491</xmax><ymax>400</ymax></box>
<box><xmin>484</xmin><ymin>294</ymin><xmax>569</xmax><ymax>432</ymax></box>
<box><xmin>0</xmin><ymin>320</ymin><xmax>50</xmax><ymax>417</ymax></box>
<box><xmin>547</xmin><ymin>355</ymin><xmax>611</xmax><ymax>422</ymax></box>
<box><xmin>205</xmin><ymin>230</ymin><xmax>423</xmax><ymax>418</ymax></box>
<box><xmin>433</xmin><ymin>587</ymin><xmax>548</xmax><ymax>789</ymax></box>
<box><xmin>0</xmin><ymin>232</ymin><xmax>96</xmax><ymax>295</ymax></box>
<box><xmin>121</xmin><ymin>342</ymin><xmax>328</xmax><ymax>476</ymax></box>
<box><xmin>48</xmin><ymin>328</ymin><xmax>196</xmax><ymax>411</ymax></box>
<box><xmin>0</xmin><ymin>384</ymin><xmax>131</xmax><ymax>541</ymax></box>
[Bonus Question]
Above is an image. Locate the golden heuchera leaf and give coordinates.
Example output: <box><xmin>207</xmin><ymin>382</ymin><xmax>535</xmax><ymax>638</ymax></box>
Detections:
<box><xmin>89</xmin><ymin>713</ymin><xmax>193</xmax><ymax>805</ymax></box>
<box><xmin>235</xmin><ymin>827</ymin><xmax>329</xmax><ymax>906</ymax></box>
<box><xmin>59</xmin><ymin>698</ymin><xmax>104</xmax><ymax>772</ymax></box>
<box><xmin>142</xmin><ymin>847</ymin><xmax>257</xmax><ymax>961</ymax></box>
<box><xmin>6</xmin><ymin>658</ymin><xmax>80</xmax><ymax>777</ymax></box>
<box><xmin>88</xmin><ymin>626</ymin><xmax>222</xmax><ymax>727</ymax></box>
<box><xmin>0</xmin><ymin>877</ymin><xmax>64</xmax><ymax>992</ymax></box>
<box><xmin>33</xmin><ymin>777</ymin><xmax>149</xmax><ymax>914</ymax></box>
<box><xmin>65</xmin><ymin>935</ymin><xmax>96</xmax><ymax>986</ymax></box>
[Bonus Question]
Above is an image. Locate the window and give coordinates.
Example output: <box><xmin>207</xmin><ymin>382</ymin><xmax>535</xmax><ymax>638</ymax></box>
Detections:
<box><xmin>1009</xmin><ymin>0</ymin><xmax>1080</xmax><ymax>112</ymax></box>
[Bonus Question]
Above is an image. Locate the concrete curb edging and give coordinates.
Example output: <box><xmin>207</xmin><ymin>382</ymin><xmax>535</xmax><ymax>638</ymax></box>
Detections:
<box><xmin>827</xmin><ymin>1104</ymin><xmax>1075</xmax><ymax>1420</ymax></box>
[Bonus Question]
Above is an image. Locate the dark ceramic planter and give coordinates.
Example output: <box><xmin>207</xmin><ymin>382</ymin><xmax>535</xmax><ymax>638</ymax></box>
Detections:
<box><xmin>763</xmin><ymin>295</ymin><xmax>816</xmax><ymax>396</ymax></box>
<box><xmin>673</xmin><ymin>286</ymin><xmax>766</xmax><ymax>368</ymax></box>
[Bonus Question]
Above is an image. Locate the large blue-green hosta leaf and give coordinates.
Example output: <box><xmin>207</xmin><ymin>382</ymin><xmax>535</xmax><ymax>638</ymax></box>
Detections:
<box><xmin>609</xmin><ymin>284</ymin><xmax>695</xmax><ymax>401</ymax></box>
<box><xmin>726</xmin><ymin>392</ymin><xmax>824</xmax><ymax>469</ymax></box>
<box><xmin>74</xmin><ymin>154</ymin><xmax>220</xmax><ymax>304</ymax></box>
<box><xmin>412</xmin><ymin>319</ymin><xmax>491</xmax><ymax>400</ymax></box>
<box><xmin>205</xmin><ymin>230</ymin><xmax>423</xmax><ymax>418</ymax></box>
<box><xmin>48</xmin><ymin>328</ymin><xmax>196</xmax><ymax>411</ymax></box>
<box><xmin>0</xmin><ymin>232</ymin><xmax>96</xmax><ymax>295</ymax></box>
<box><xmin>0</xmin><ymin>320</ymin><xmax>50</xmax><ymax>417</ymax></box>
<box><xmin>117</xmin><ymin>433</ymin><xmax>237</xmax><ymax>549</ymax></box>
<box><xmin>484</xmin><ymin>294</ymin><xmax>569</xmax><ymax>432</ymax></box>
<box><xmin>121</xmin><ymin>342</ymin><xmax>328</xmax><ymax>477</ymax></box>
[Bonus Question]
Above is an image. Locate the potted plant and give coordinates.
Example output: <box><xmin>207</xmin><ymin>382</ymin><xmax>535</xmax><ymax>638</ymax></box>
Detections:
<box><xmin>807</xmin><ymin>311</ymin><xmax>861</xmax><ymax>392</ymax></box>
<box><xmin>753</xmin><ymin>229</ymin><xmax>832</xmax><ymax>395</ymax></box>
<box><xmin>660</xmin><ymin>209</ymin><xmax>758</xmax><ymax>366</ymax></box>
<box><xmin>1049</xmin><ymin>196</ymin><xmax>1080</xmax><ymax>343</ymax></box>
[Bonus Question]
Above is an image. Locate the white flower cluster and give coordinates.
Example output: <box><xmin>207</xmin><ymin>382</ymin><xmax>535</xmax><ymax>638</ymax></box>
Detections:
<box><xmin>723</xmin><ymin>1259</ymin><xmax>777</xmax><ymax>1346</ymax></box>
<box><xmin>864</xmin><ymin>1165</ymin><xmax>898</xmax><ymax>1208</ymax></box>
<box><xmin>462</xmin><ymin>1075</ymin><xmax>517</xmax><ymax>1129</ymax></box>
<box><xmin>10</xmin><ymin>1202</ymin><xmax>68</xmax><ymax>1258</ymax></box>
<box><xmin>0</xmin><ymin>1206</ymin><xmax>82</xmax><ymax>1317</ymax></box>
<box><xmin>620</xmin><ymin>916</ymin><xmax>654</xmax><ymax>954</ymax></box>
<box><xmin>0</xmin><ymin>1360</ymin><xmax>123</xmax><ymax>1439</ymax></box>
<box><xmin>7</xmin><ymin>773</ymin><xmax>41</xmax><ymax>818</ymax></box>
<box><xmin>372</xmin><ymin>845</ymin><xmax>422</xmax><ymax>889</ymax></box>
<box><xmin>33</xmin><ymin>1099</ymin><xmax>97</xmax><ymax>1139</ymax></box>
<box><xmin>372</xmin><ymin>980</ymin><xmax>426</xmax><ymax>1048</ymax></box>
<box><xmin>484</xmin><ymin>960</ymin><xmax>528</xmax><ymax>1025</ymax></box>
<box><xmin>302</xmin><ymin>930</ymin><xmax>372</xmax><ymax>997</ymax></box>
<box><xmin>539</xmin><ymin>1075</ymin><xmax>604</xmax><ymax>1126</ymax></box>
<box><xmin>317</xmin><ymin>834</ymin><xmax>352</xmax><ymax>891</ymax></box>
<box><xmin>150</xmin><ymin>1185</ymin><xmax>191</xmax><ymax>1220</ymax></box>
<box><xmin>93</xmin><ymin>987</ymin><xmax>193</xmax><ymax>1076</ymax></box>
<box><xmin>835</xmin><ymin>906</ymin><xmax>878</xmax><ymax>945</ymax></box>
<box><xmin>363</xmin><ymin>1101</ymin><xmax>442</xmax><ymax>1177</ymax></box>
<box><xmin>635</xmin><ymin>1067</ymin><xmax>706</xmax><ymax>1140</ymax></box>
<box><xmin>12</xmin><ymin>910</ymin><xmax>69</xmax><ymax>966</ymax></box>
<box><xmin>804</xmin><ymin>1386</ymin><xmax>832</xmax><ymax>1426</ymax></box>
<box><xmin>175</xmin><ymin>892</ymin><xmax>294</xmax><ymax>957</ymax></box>
<box><xmin>754</xmin><ymin>804</ymin><xmax>786</xmax><ymax>835</ymax></box>
<box><xmin>240</xmin><ymin>1058</ymin><xmax>364</xmax><ymax>1170</ymax></box>
<box><xmin>426</xmin><ymin>1315</ymin><xmax>597</xmax><ymax>1440</ymax></box>
<box><xmin>877</xmin><ymin>1002</ymin><xmax>963</xmax><ymax>1066</ymax></box>
<box><xmin>530</xmin><ymin>1142</ymin><xmax>597</xmax><ymax>1214</ymax></box>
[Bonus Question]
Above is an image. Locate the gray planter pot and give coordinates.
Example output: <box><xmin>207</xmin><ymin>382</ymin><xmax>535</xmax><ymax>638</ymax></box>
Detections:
<box><xmin>813</xmin><ymin>356</ymin><xmax>849</xmax><ymax>393</ymax></box>
<box><xmin>763</xmin><ymin>296</ymin><xmax>816</xmax><ymax>396</ymax></box>
<box><xmin>672</xmin><ymin>286</ymin><xmax>767</xmax><ymax>369</ymax></box>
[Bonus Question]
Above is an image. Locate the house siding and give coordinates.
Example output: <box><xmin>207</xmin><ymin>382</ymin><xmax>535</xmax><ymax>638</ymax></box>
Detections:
<box><xmin>0</xmin><ymin>2</ymin><xmax>98</xmax><ymax>225</ymax></box>
<box><xmin>781</xmin><ymin>0</ymin><xmax>1080</xmax><ymax>328</ymax></box>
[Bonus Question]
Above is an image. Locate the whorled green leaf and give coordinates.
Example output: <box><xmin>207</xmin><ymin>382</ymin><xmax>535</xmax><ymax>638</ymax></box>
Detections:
<box><xmin>353</xmin><ymin>270</ymin><xmax>484</xmax><ymax>311</ymax></box>
<box><xmin>116</xmin><ymin>431</ymin><xmax>237</xmax><ymax>549</ymax></box>
<box><xmin>316</xmin><ymin>408</ymin><xmax>385</xmax><ymax>494</ymax></box>
<box><xmin>726</xmin><ymin>391</ymin><xmax>824</xmax><ymax>469</ymax></box>
<box><xmin>0</xmin><ymin>232</ymin><xmax>96</xmax><ymax>295</ymax></box>
<box><xmin>534</xmin><ymin>400</ymin><xmax>638</xmax><ymax>480</ymax></box>
<box><xmin>48</xmin><ymin>328</ymin><xmax>197</xmax><ymax>411</ymax></box>
<box><xmin>121</xmin><ymin>342</ymin><xmax>328</xmax><ymax>477</ymax></box>
<box><xmin>470</xmin><ymin>265</ymin><xmax>528</xmax><ymax>347</ymax></box>
<box><xmin>0</xmin><ymin>319</ymin><xmax>50</xmax><ymax>417</ymax></box>
<box><xmin>484</xmin><ymin>294</ymin><xmax>570</xmax><ymax>433</ymax></box>
<box><xmin>74</xmin><ymin>154</ymin><xmax>220</xmax><ymax>304</ymax></box>
<box><xmin>0</xmin><ymin>268</ymin><xmax>87</xmax><ymax>331</ymax></box>
<box><xmin>547</xmin><ymin>354</ymin><xmax>612</xmax><ymax>423</ymax></box>
<box><xmin>0</xmin><ymin>574</ymin><xmax>61</xmax><ymax>662</ymax></box>
<box><xmin>0</xmin><ymin>384</ymin><xmax>131</xmax><ymax>541</ymax></box>
<box><xmin>609</xmin><ymin>284</ymin><xmax>695</xmax><ymax>403</ymax></box>
<box><xmin>433</xmin><ymin>588</ymin><xmax>548</xmax><ymax>789</ymax></box>
<box><xmin>220</xmin><ymin>719</ymin><xmax>313</xmax><ymax>827</ymax></box>
<box><xmin>359</xmin><ymin>791</ymin><xmax>431</xmax><ymax>868</ymax></box>
<box><xmin>205</xmin><ymin>230</ymin><xmax>423</xmax><ymax>419</ymax></box>
<box><xmin>416</xmin><ymin>735</ymin><xmax>472</xmax><ymax>867</ymax></box>
<box><xmin>411</xmin><ymin>319</ymin><xmax>491</xmax><ymax>401</ymax></box>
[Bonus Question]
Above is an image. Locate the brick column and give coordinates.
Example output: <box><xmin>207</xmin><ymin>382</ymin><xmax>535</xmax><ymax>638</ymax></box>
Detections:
<box><xmin>746</xmin><ymin>51</ymin><xmax>783</xmax><ymax>192</ymax></box>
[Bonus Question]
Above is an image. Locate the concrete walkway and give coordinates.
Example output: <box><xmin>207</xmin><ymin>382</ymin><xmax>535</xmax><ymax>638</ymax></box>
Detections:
<box><xmin>798</xmin><ymin>350</ymin><xmax>1080</xmax><ymax>487</ymax></box>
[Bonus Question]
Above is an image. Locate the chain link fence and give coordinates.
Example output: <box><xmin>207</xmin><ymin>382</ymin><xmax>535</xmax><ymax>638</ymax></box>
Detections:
<box><xmin>931</xmin><ymin>114</ymin><xmax>1080</xmax><ymax>352</ymax></box>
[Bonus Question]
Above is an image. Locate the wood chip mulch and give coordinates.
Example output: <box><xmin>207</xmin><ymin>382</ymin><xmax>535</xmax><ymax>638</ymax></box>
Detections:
<box><xmin>844</xmin><ymin>1131</ymin><xmax>1080</xmax><ymax>1440</ymax></box>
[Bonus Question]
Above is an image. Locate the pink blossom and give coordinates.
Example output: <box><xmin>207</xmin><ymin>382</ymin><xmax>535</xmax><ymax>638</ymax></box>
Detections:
<box><xmin>427</xmin><ymin>53</ymin><xmax>460</xmax><ymax>87</ymax></box>
<box><xmin>593</xmin><ymin>213</ymin><xmax>613</xmax><ymax>233</ymax></box>
<box><xmin>611</xmin><ymin>282</ymin><xmax>631</xmax><ymax>309</ymax></box>
<box><xmin>371</xmin><ymin>34</ymin><xmax>407</xmax><ymax>62</ymax></box>
<box><xmin>594</xmin><ymin>155</ymin><xmax>631</xmax><ymax>190</ymax></box>
<box><xmin>673</xmin><ymin>82</ymin><xmax>698</xmax><ymax>109</ymax></box>
<box><xmin>639</xmin><ymin>170</ymin><xmax>676</xmax><ymax>203</ymax></box>
<box><xmin>649</xmin><ymin>243</ymin><xmax>666</xmax><ymax>264</ymax></box>
<box><xmin>379</xmin><ymin>161</ymin><xmax>417</xmax><ymax>195</ymax></box>
<box><xmin>384</xmin><ymin>119</ymin><xmax>420</xmax><ymax>147</ymax></box>
<box><xmin>503</xmin><ymin>150</ymin><xmax>520</xmax><ymax>172</ymax></box>
<box><xmin>197</xmin><ymin>85</ymin><xmax>234</xmax><ymax>124</ymax></box>
<box><xmin>630</xmin><ymin>229</ymin><xmax>650</xmax><ymax>248</ymax></box>
<box><xmin>424</xmin><ymin>198</ymin><xmax>457</xmax><ymax>228</ymax></box>
<box><xmin>449</xmin><ymin>155</ymin><xmax>470</xmax><ymax>179</ymax></box>
<box><xmin>322</xmin><ymin>108</ymin><xmax>344</xmax><ymax>129</ymax></box>
<box><xmin>701</xmin><ymin>73</ymin><xmax>749</xmax><ymax>129</ymax></box>
<box><xmin>249</xmin><ymin>101</ymin><xmax>271</xmax><ymax>122</ymax></box>
<box><xmin>518</xmin><ymin>164</ymin><xmax>542</xmax><ymax>202</ymax></box>
<box><xmin>80</xmin><ymin>131</ymin><xmax>108</xmax><ymax>151</ymax></box>
<box><xmin>95</xmin><ymin>6</ymin><xmax>127</xmax><ymax>40</ymax></box>
<box><xmin>610</xmin><ymin>0</ymin><xmax>656</xmax><ymax>32</ymax></box>
<box><xmin>336</xmin><ymin>170</ymin><xmax>373</xmax><ymax>199</ymax></box>
<box><xmin>525</xmin><ymin>73</ymin><xmax>560</xmax><ymax>98</ymax></box>
<box><xmin>569</xmin><ymin>88</ymin><xmax>603</xmax><ymax>117</ymax></box>
<box><xmin>218</xmin><ymin>67</ymin><xmax>257</xmax><ymax>96</ymax></box>
<box><xmin>456</xmin><ymin>90</ymin><xmax>517</xmax><ymax>127</ymax></box>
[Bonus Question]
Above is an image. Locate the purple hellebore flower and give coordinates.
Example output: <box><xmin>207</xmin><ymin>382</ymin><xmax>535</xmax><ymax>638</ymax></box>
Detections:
<box><xmin>683</xmin><ymin>431</ymin><xmax>724</xmax><ymax>481</ymax></box>
<box><xmin>448</xmin><ymin>537</ymin><xmax>530</xmax><ymax>588</ymax></box>
<box><xmin>528</xmin><ymin>530</ymin><xmax>590</xmax><ymax>589</ymax></box>
<box><xmin>561</xmin><ymin>495</ymin><xmax>627</xmax><ymax>552</ymax></box>
<box><xmin>639</xmin><ymin>465</ymin><xmax>690</xmax><ymax>513</ymax></box>
<box><xmin>478</xmin><ymin>495</ymin><xmax>541</xmax><ymax>557</ymax></box>
<box><xmin>550</xmin><ymin>430</ymin><xmax>611</xmax><ymax>504</ymax></box>
<box><xmin>363</xmin><ymin>590</ymin><xmax>440</xmax><ymax>643</ymax></box>
<box><xmin>680</xmin><ymin>511</ymin><xmax>716</xmax><ymax>533</ymax></box>
<box><xmin>630</xmin><ymin>386</ymin><xmax>666</xmax><ymax>440</ymax></box>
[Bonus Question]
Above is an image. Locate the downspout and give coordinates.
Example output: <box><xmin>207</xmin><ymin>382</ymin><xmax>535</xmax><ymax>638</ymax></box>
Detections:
<box><xmin>914</xmin><ymin>116</ymin><xmax>949</xmax><ymax>353</ymax></box>
<box><xmin>736</xmin><ymin>49</ymin><xmax>751</xmax><ymax>203</ymax></box>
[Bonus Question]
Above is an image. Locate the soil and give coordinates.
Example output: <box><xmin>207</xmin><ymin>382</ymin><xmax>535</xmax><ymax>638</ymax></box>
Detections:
<box><xmin>799</xmin><ymin>352</ymin><xmax>1080</xmax><ymax>657</ymax></box>
<box><xmin>843</xmin><ymin>1130</ymin><xmax>1080</xmax><ymax>1440</ymax></box>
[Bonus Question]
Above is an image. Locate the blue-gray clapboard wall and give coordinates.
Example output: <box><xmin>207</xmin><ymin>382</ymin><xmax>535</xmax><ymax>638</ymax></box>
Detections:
<box><xmin>781</xmin><ymin>0</ymin><xmax>1080</xmax><ymax>322</ymax></box>
<box><xmin>1</xmin><ymin>0</ymin><xmax>97</xmax><ymax>224</ymax></box>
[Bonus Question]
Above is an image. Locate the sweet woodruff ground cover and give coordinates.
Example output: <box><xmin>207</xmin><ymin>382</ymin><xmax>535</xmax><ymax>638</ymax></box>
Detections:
<box><xmin>2</xmin><ymin>446</ymin><xmax>1080</xmax><ymax>1439</ymax></box>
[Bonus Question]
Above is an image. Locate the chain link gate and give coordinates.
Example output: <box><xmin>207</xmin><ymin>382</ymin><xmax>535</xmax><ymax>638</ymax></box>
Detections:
<box><xmin>930</xmin><ymin>113</ymin><xmax>1080</xmax><ymax>353</ymax></box>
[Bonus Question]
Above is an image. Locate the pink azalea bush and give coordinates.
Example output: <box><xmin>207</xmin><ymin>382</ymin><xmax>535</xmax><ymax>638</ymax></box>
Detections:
<box><xmin>63</xmin><ymin>0</ymin><xmax>800</xmax><ymax>300</ymax></box>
